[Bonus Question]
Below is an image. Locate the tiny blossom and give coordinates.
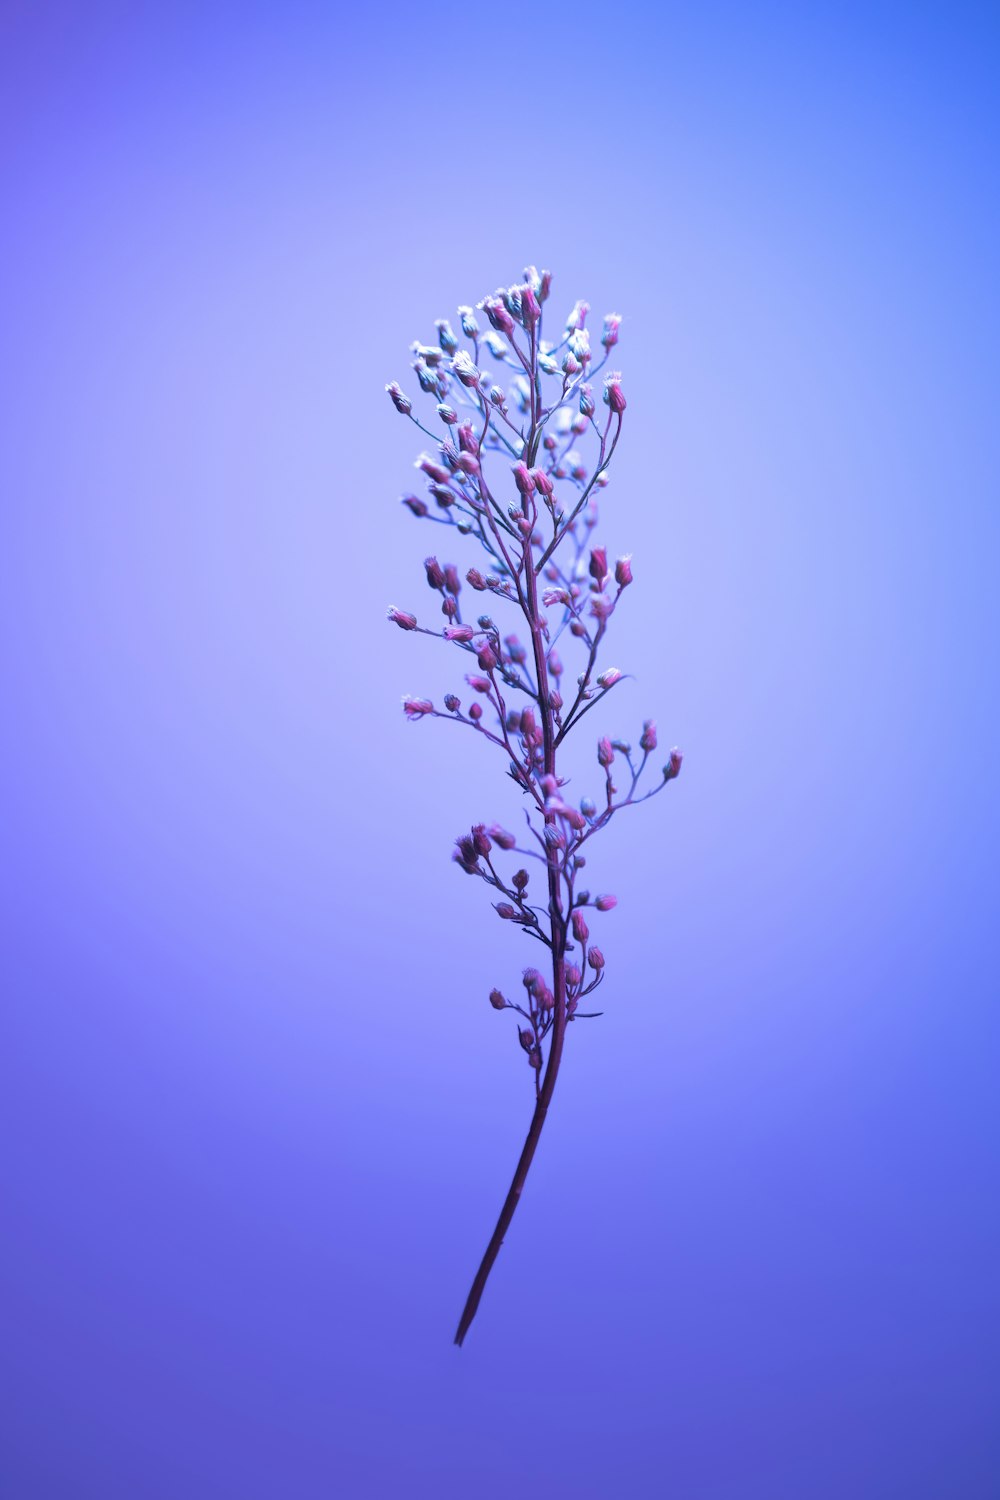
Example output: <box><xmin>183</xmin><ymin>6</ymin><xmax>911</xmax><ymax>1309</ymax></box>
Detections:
<box><xmin>418</xmin><ymin>454</ymin><xmax>452</xmax><ymax>485</ymax></box>
<box><xmin>452</xmin><ymin>351</ymin><xmax>481</xmax><ymax>388</ymax></box>
<box><xmin>589</xmin><ymin>547</ymin><xmax>608</xmax><ymax>583</ymax></box>
<box><xmin>387</xmin><ymin>267</ymin><xmax>683</xmax><ymax>1347</ymax></box>
<box><xmin>603</xmin><ymin>372</ymin><xmax>626</xmax><ymax>414</ymax></box>
<box><xmin>436</xmin><ymin>318</ymin><xmax>459</xmax><ymax>354</ymax></box>
<box><xmin>402</xmin><ymin>696</ymin><xmax>434</xmax><ymax>720</ymax></box>
<box><xmin>566</xmin><ymin>298</ymin><xmax>589</xmax><ymax>332</ymax></box>
<box><xmin>481</xmin><ymin>295</ymin><xmax>514</xmax><ymax>336</ymax></box>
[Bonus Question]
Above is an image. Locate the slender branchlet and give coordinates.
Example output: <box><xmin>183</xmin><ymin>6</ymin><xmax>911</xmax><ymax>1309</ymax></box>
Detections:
<box><xmin>386</xmin><ymin>268</ymin><xmax>683</xmax><ymax>1345</ymax></box>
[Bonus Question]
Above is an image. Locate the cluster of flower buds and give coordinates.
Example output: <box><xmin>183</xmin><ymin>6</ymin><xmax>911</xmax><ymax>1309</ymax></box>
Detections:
<box><xmin>389</xmin><ymin>268</ymin><xmax>680</xmax><ymax>1092</ymax></box>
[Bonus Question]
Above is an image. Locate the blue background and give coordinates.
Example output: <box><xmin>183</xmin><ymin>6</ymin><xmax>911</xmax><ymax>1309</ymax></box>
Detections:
<box><xmin>2</xmin><ymin>3</ymin><xmax>998</xmax><ymax>1495</ymax></box>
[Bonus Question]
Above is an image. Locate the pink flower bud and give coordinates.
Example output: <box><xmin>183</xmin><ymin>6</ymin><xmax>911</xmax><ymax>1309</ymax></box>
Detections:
<box><xmin>512</xmin><ymin>462</ymin><xmax>536</xmax><ymax>496</ymax></box>
<box><xmin>640</xmin><ymin>720</ymin><xmax>657</xmax><ymax>752</ymax></box>
<box><xmin>429</xmin><ymin>484</ymin><xmax>454</xmax><ymax>509</ymax></box>
<box><xmin>601</xmin><ymin>313</ymin><xmax>622</xmax><ymax>349</ymax></box>
<box><xmin>595</xmin><ymin>894</ymin><xmax>617</xmax><ymax>912</ymax></box>
<box><xmin>467</xmin><ymin>568</ymin><xmax>488</xmax><ymax>591</ymax></box>
<box><xmin>456</xmin><ymin>451</ymin><xmax>480</xmax><ymax>476</ymax></box>
<box><xmin>489</xmin><ymin>826</ymin><xmax>517</xmax><ymax>850</ymax></box>
<box><xmin>473</xmin><ymin>824</ymin><xmax>492</xmax><ymax>857</ymax></box>
<box><xmin>538</xmin><ymin>269</ymin><xmax>552</xmax><ymax>302</ymax></box>
<box><xmin>590</xmin><ymin>594</ymin><xmax>615</xmax><ymax>620</ymax></box>
<box><xmin>597</xmin><ymin>668</ymin><xmax>622</xmax><ymax>688</ymax></box>
<box><xmin>387</xmin><ymin>606</ymin><xmax>417</xmax><ymax>631</ymax></box>
<box><xmin>519</xmin><ymin>284</ymin><xmax>541</xmax><ymax>330</ymax></box>
<box><xmin>603</xmin><ymin>372</ymin><xmax>626</xmax><ymax>414</ymax></box>
<box><xmin>520</xmin><ymin>708</ymin><xmax>537</xmax><ymax>739</ymax></box>
<box><xmin>542</xmin><ymin>587</ymin><xmax>571</xmax><ymax>607</ymax></box>
<box><xmin>580</xmin><ymin>384</ymin><xmax>595</xmax><ymax>418</ymax></box>
<box><xmin>444</xmin><ymin>564</ymin><xmax>462</xmax><ymax>596</ymax></box>
<box><xmin>403</xmin><ymin>696</ymin><xmax>434</xmax><ymax>720</ymax></box>
<box><xmin>435</xmin><ymin>318</ymin><xmax>459</xmax><ymax>354</ymax></box>
<box><xmin>402</xmin><ymin>494</ymin><xmax>428</xmax><ymax>517</ymax></box>
<box><xmin>589</xmin><ymin>547</ymin><xmax>608</xmax><ymax>582</ymax></box>
<box><xmin>458</xmin><ymin>304</ymin><xmax>479</xmax><ymax>337</ymax></box>
<box><xmin>523</xmin><ymin>968</ymin><xmax>543</xmax><ymax>993</ymax></box>
<box><xmin>418</xmin><ymin>454</ymin><xmax>452</xmax><ymax>485</ymax></box>
<box><xmin>452</xmin><ymin>350</ymin><xmax>481</xmax><ymax>388</ymax></box>
<box><xmin>437</xmin><ymin>404</ymin><xmax>458</xmax><ymax>425</ymax></box>
<box><xmin>588</xmin><ymin>946</ymin><xmax>605</xmax><ymax>971</ymax></box>
<box><xmin>469</xmin><ymin>702</ymin><xmax>482</xmax><ymax>721</ymax></box>
<box><xmin>597</xmin><ymin>737</ymin><xmax>614</xmax><ymax>767</ymax></box>
<box><xmin>466</xmin><ymin>674</ymin><xmax>492</xmax><ymax>694</ymax></box>
<box><xmin>566</xmin><ymin>299</ymin><xmax>589</xmax><ymax>332</ymax></box>
<box><xmin>538</xmin><ymin>986</ymin><xmax>555</xmax><ymax>1009</ymax></box>
<box><xmin>530</xmin><ymin>468</ymin><xmax>554</xmax><ymax>497</ymax></box>
<box><xmin>444</xmin><ymin>624</ymin><xmax>474</xmax><ymax>642</ymax></box>
<box><xmin>424</xmin><ymin>557</ymin><xmax>445</xmax><ymax>589</ymax></box>
<box><xmin>548</xmin><ymin>650</ymin><xmax>563</xmax><ymax>677</ymax></box>
<box><xmin>441</xmin><ymin>596</ymin><xmax>457</xmax><ymax>618</ymax></box>
<box><xmin>615</xmin><ymin>555</ymin><xmax>633</xmax><ymax>588</ymax></box>
<box><xmin>665</xmin><ymin>748</ymin><xmax>684</xmax><ymax>780</ymax></box>
<box><xmin>386</xmin><ymin>381</ymin><xmax>411</xmax><ymax>415</ymax></box>
<box><xmin>477</xmin><ymin>644</ymin><xmax>498</xmax><ymax>672</ymax></box>
<box><xmin>482</xmin><ymin>295</ymin><xmax>514</xmax><ymax>336</ymax></box>
<box><xmin>572</xmin><ymin>910</ymin><xmax>589</xmax><ymax>942</ymax></box>
<box><xmin>512</xmin><ymin>869</ymin><xmax>529</xmax><ymax>891</ymax></box>
<box><xmin>444</xmin><ymin>693</ymin><xmax>461</xmax><ymax>712</ymax></box>
<box><xmin>457</xmin><ymin>423</ymin><xmax>480</xmax><ymax>456</ymax></box>
<box><xmin>489</xmin><ymin>988</ymin><xmax>507</xmax><ymax>1010</ymax></box>
<box><xmin>566</xmin><ymin>965</ymin><xmax>582</xmax><ymax>988</ymax></box>
<box><xmin>518</xmin><ymin>1028</ymin><xmax>535</xmax><ymax>1052</ymax></box>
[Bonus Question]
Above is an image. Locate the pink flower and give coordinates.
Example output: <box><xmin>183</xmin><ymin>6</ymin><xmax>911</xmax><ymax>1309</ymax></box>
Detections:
<box><xmin>615</xmin><ymin>555</ymin><xmax>633</xmax><ymax>588</ymax></box>
<box><xmin>387</xmin><ymin>607</ymin><xmax>417</xmax><ymax>631</ymax></box>
<box><xmin>603</xmin><ymin>372</ymin><xmax>626</xmax><ymax>414</ymax></box>
<box><xmin>595</xmin><ymin>895</ymin><xmax>617</xmax><ymax>912</ymax></box>
<box><xmin>402</xmin><ymin>696</ymin><xmax>434</xmax><ymax>720</ymax></box>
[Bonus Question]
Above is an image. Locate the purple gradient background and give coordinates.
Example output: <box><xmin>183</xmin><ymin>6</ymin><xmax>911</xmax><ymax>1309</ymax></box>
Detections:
<box><xmin>2</xmin><ymin>4</ymin><xmax>998</xmax><ymax>1496</ymax></box>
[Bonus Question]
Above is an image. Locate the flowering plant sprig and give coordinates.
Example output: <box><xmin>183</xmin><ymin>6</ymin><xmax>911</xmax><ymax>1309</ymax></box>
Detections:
<box><xmin>387</xmin><ymin>268</ymin><xmax>683</xmax><ymax>1345</ymax></box>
